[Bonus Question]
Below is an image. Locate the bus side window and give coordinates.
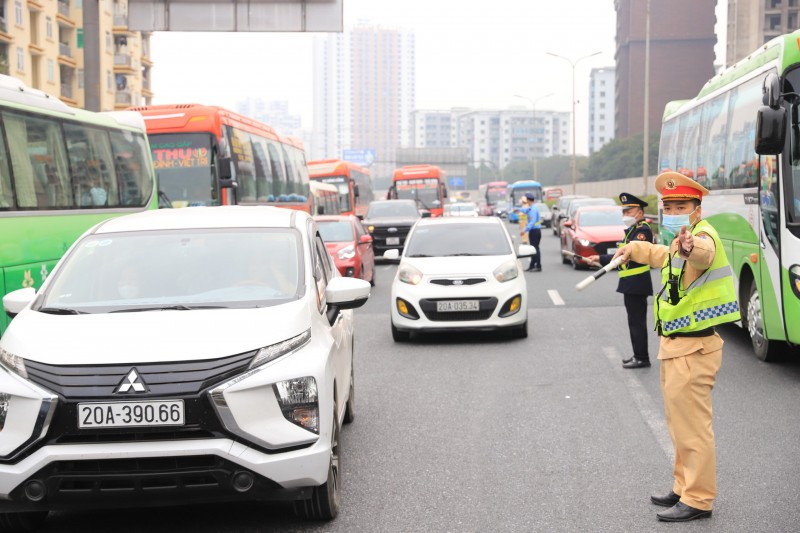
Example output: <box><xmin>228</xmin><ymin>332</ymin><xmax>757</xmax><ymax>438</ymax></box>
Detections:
<box><xmin>109</xmin><ymin>131</ymin><xmax>153</xmax><ymax>207</ymax></box>
<box><xmin>4</xmin><ymin>112</ymin><xmax>71</xmax><ymax>209</ymax></box>
<box><xmin>251</xmin><ymin>137</ymin><xmax>272</xmax><ymax>201</ymax></box>
<box><xmin>0</xmin><ymin>124</ymin><xmax>12</xmax><ymax>208</ymax></box>
<box><xmin>267</xmin><ymin>141</ymin><xmax>286</xmax><ymax>199</ymax></box>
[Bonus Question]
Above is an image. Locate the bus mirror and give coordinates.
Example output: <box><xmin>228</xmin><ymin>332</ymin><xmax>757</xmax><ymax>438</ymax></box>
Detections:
<box><xmin>755</xmin><ymin>105</ymin><xmax>786</xmax><ymax>155</ymax></box>
<box><xmin>442</xmin><ymin>187</ymin><xmax>448</xmax><ymax>198</ymax></box>
<box><xmin>217</xmin><ymin>157</ymin><xmax>233</xmax><ymax>182</ymax></box>
<box><xmin>353</xmin><ymin>184</ymin><xmax>360</xmax><ymax>198</ymax></box>
<box><xmin>317</xmin><ymin>205</ymin><xmax>325</xmax><ymax>215</ymax></box>
<box><xmin>763</xmin><ymin>72</ymin><xmax>782</xmax><ymax>110</ymax></box>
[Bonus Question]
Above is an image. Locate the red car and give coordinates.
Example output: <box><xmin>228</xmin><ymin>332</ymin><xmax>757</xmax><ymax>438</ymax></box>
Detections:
<box><xmin>316</xmin><ymin>215</ymin><xmax>376</xmax><ymax>285</ymax></box>
<box><xmin>560</xmin><ymin>205</ymin><xmax>625</xmax><ymax>270</ymax></box>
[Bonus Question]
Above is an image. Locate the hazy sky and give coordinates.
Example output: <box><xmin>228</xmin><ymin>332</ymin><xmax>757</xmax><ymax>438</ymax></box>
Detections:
<box><xmin>151</xmin><ymin>0</ymin><xmax>727</xmax><ymax>155</ymax></box>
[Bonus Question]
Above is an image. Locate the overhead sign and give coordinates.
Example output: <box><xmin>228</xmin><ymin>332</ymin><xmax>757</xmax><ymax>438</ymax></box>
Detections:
<box><xmin>342</xmin><ymin>149</ymin><xmax>376</xmax><ymax>167</ymax></box>
<box><xmin>127</xmin><ymin>0</ymin><xmax>343</xmax><ymax>32</ymax></box>
<box><xmin>449</xmin><ymin>177</ymin><xmax>464</xmax><ymax>187</ymax></box>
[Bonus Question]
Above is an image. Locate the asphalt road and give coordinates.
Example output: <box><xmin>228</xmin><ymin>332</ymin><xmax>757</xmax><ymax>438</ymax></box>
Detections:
<box><xmin>43</xmin><ymin>225</ymin><xmax>800</xmax><ymax>533</ymax></box>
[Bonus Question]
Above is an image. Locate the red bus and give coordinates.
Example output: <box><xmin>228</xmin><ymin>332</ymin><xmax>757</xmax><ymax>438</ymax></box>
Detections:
<box><xmin>308</xmin><ymin>159</ymin><xmax>373</xmax><ymax>218</ymax></box>
<box><xmin>130</xmin><ymin>104</ymin><xmax>309</xmax><ymax>210</ymax></box>
<box><xmin>387</xmin><ymin>164</ymin><xmax>448</xmax><ymax>217</ymax></box>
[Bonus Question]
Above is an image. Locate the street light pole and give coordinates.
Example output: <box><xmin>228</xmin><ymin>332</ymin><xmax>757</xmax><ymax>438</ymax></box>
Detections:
<box><xmin>643</xmin><ymin>0</ymin><xmax>651</xmax><ymax>195</ymax></box>
<box><xmin>514</xmin><ymin>93</ymin><xmax>553</xmax><ymax>182</ymax></box>
<box><xmin>546</xmin><ymin>51</ymin><xmax>602</xmax><ymax>195</ymax></box>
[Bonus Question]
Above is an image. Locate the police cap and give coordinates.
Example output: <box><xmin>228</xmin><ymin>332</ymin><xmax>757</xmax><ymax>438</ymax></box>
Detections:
<box><xmin>619</xmin><ymin>192</ymin><xmax>648</xmax><ymax>209</ymax></box>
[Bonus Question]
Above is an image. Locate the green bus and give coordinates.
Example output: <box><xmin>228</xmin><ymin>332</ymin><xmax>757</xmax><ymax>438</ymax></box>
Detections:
<box><xmin>658</xmin><ymin>31</ymin><xmax>800</xmax><ymax>361</ymax></box>
<box><xmin>0</xmin><ymin>75</ymin><xmax>157</xmax><ymax>333</ymax></box>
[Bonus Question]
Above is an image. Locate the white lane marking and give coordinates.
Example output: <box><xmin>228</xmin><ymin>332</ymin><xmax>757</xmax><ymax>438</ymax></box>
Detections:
<box><xmin>547</xmin><ymin>289</ymin><xmax>565</xmax><ymax>306</ymax></box>
<box><xmin>602</xmin><ymin>346</ymin><xmax>674</xmax><ymax>463</ymax></box>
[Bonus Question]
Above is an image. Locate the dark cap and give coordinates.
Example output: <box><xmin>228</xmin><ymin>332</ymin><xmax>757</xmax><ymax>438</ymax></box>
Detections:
<box><xmin>524</xmin><ymin>192</ymin><xmax>536</xmax><ymax>201</ymax></box>
<box><xmin>619</xmin><ymin>192</ymin><xmax>647</xmax><ymax>209</ymax></box>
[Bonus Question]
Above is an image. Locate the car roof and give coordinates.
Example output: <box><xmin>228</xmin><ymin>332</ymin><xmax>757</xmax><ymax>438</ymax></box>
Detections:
<box><xmin>576</xmin><ymin>205</ymin><xmax>622</xmax><ymax>212</ymax></box>
<box><xmin>416</xmin><ymin>216</ymin><xmax>500</xmax><ymax>226</ymax></box>
<box><xmin>93</xmin><ymin>206</ymin><xmax>304</xmax><ymax>235</ymax></box>
<box><xmin>315</xmin><ymin>215</ymin><xmax>357</xmax><ymax>222</ymax></box>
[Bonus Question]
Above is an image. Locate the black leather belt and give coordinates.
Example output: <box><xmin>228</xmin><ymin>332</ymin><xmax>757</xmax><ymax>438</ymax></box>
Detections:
<box><xmin>661</xmin><ymin>327</ymin><xmax>716</xmax><ymax>338</ymax></box>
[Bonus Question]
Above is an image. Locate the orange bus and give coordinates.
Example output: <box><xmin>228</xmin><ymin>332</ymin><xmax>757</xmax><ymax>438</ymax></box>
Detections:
<box><xmin>130</xmin><ymin>104</ymin><xmax>309</xmax><ymax>210</ymax></box>
<box><xmin>386</xmin><ymin>164</ymin><xmax>448</xmax><ymax>217</ymax></box>
<box><xmin>308</xmin><ymin>159</ymin><xmax>373</xmax><ymax>218</ymax></box>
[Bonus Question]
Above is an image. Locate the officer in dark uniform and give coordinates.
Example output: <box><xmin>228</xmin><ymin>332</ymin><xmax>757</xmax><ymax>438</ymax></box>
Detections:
<box><xmin>588</xmin><ymin>192</ymin><xmax>654</xmax><ymax>368</ymax></box>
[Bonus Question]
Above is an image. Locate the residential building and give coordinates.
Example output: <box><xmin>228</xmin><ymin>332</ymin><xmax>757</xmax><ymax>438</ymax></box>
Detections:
<box><xmin>727</xmin><ymin>0</ymin><xmax>800</xmax><ymax>66</ymax></box>
<box><xmin>313</xmin><ymin>23</ymin><xmax>415</xmax><ymax>179</ymax></box>
<box><xmin>588</xmin><ymin>67</ymin><xmax>615</xmax><ymax>154</ymax></box>
<box><xmin>614</xmin><ymin>0</ymin><xmax>716</xmax><ymax>139</ymax></box>
<box><xmin>236</xmin><ymin>98</ymin><xmax>304</xmax><ymax>138</ymax></box>
<box><xmin>0</xmin><ymin>0</ymin><xmax>153</xmax><ymax>109</ymax></box>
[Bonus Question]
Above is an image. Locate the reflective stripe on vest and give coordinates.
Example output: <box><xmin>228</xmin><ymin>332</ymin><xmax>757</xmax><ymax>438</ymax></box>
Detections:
<box><xmin>618</xmin><ymin>221</ymin><xmax>650</xmax><ymax>278</ymax></box>
<box><xmin>655</xmin><ymin>220</ymin><xmax>741</xmax><ymax>335</ymax></box>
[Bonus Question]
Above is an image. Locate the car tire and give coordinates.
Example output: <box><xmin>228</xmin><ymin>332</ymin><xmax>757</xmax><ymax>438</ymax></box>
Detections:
<box><xmin>0</xmin><ymin>511</ymin><xmax>48</xmax><ymax>532</ymax></box>
<box><xmin>511</xmin><ymin>320</ymin><xmax>528</xmax><ymax>339</ymax></box>
<box><xmin>369</xmin><ymin>268</ymin><xmax>376</xmax><ymax>287</ymax></box>
<box><xmin>561</xmin><ymin>251</ymin><xmax>571</xmax><ymax>265</ymax></box>
<box><xmin>391</xmin><ymin>322</ymin><xmax>410</xmax><ymax>342</ymax></box>
<box><xmin>744</xmin><ymin>279</ymin><xmax>782</xmax><ymax>362</ymax></box>
<box><xmin>343</xmin><ymin>362</ymin><xmax>355</xmax><ymax>424</ymax></box>
<box><xmin>294</xmin><ymin>405</ymin><xmax>341</xmax><ymax>521</ymax></box>
<box><xmin>571</xmin><ymin>253</ymin><xmax>585</xmax><ymax>270</ymax></box>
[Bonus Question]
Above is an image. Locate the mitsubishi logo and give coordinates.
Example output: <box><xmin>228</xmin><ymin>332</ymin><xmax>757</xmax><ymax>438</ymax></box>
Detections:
<box><xmin>115</xmin><ymin>369</ymin><xmax>148</xmax><ymax>394</ymax></box>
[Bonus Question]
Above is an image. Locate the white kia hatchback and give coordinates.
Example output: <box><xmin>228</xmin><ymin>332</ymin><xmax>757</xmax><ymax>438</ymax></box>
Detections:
<box><xmin>0</xmin><ymin>206</ymin><xmax>370</xmax><ymax>528</ymax></box>
<box><xmin>386</xmin><ymin>217</ymin><xmax>534</xmax><ymax>341</ymax></box>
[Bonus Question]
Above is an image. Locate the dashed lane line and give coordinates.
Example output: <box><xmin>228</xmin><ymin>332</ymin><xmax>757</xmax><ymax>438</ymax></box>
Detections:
<box><xmin>602</xmin><ymin>346</ymin><xmax>674</xmax><ymax>463</ymax></box>
<box><xmin>547</xmin><ymin>289</ymin><xmax>565</xmax><ymax>306</ymax></box>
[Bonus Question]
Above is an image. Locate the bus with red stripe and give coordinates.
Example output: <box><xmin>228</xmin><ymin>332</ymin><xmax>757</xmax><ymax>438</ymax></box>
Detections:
<box><xmin>386</xmin><ymin>164</ymin><xmax>448</xmax><ymax>217</ymax></box>
<box><xmin>308</xmin><ymin>159</ymin><xmax>373</xmax><ymax>218</ymax></box>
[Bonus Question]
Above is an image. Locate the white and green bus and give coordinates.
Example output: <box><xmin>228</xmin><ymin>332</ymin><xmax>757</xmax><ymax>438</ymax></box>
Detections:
<box><xmin>0</xmin><ymin>75</ymin><xmax>157</xmax><ymax>333</ymax></box>
<box><xmin>658</xmin><ymin>31</ymin><xmax>800</xmax><ymax>361</ymax></box>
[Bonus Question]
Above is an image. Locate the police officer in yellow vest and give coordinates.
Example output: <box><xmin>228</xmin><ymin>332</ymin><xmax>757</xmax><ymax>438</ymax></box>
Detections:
<box><xmin>588</xmin><ymin>193</ymin><xmax>653</xmax><ymax>368</ymax></box>
<box><xmin>612</xmin><ymin>171</ymin><xmax>740</xmax><ymax>523</ymax></box>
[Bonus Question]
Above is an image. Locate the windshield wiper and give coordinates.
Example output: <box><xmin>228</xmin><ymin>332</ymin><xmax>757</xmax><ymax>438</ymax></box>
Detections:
<box><xmin>38</xmin><ymin>307</ymin><xmax>88</xmax><ymax>315</ymax></box>
<box><xmin>110</xmin><ymin>305</ymin><xmax>228</xmax><ymax>313</ymax></box>
<box><xmin>407</xmin><ymin>254</ymin><xmax>434</xmax><ymax>258</ymax></box>
<box><xmin>444</xmin><ymin>253</ymin><xmax>478</xmax><ymax>256</ymax></box>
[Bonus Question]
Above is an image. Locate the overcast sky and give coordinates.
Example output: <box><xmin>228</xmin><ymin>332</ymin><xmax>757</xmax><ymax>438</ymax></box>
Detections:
<box><xmin>151</xmin><ymin>0</ymin><xmax>727</xmax><ymax>155</ymax></box>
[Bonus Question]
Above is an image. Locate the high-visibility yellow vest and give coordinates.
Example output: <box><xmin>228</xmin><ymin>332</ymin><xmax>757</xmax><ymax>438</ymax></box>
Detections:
<box><xmin>655</xmin><ymin>220</ymin><xmax>741</xmax><ymax>335</ymax></box>
<box><xmin>618</xmin><ymin>221</ymin><xmax>651</xmax><ymax>278</ymax></box>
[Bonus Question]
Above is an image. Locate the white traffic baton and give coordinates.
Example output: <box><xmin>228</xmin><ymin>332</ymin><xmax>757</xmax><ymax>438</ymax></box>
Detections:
<box><xmin>575</xmin><ymin>256</ymin><xmax>624</xmax><ymax>291</ymax></box>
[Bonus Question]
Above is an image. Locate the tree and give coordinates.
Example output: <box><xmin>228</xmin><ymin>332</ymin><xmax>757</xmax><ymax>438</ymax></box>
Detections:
<box><xmin>584</xmin><ymin>131</ymin><xmax>661</xmax><ymax>181</ymax></box>
<box><xmin>501</xmin><ymin>155</ymin><xmax>588</xmax><ymax>186</ymax></box>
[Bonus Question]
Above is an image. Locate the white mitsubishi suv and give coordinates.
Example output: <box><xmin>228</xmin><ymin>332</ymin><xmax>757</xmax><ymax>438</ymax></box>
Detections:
<box><xmin>0</xmin><ymin>206</ymin><xmax>370</xmax><ymax>529</ymax></box>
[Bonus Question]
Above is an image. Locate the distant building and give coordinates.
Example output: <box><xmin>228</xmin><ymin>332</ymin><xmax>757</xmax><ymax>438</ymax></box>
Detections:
<box><xmin>727</xmin><ymin>0</ymin><xmax>800</xmax><ymax>66</ymax></box>
<box><xmin>588</xmin><ymin>67</ymin><xmax>615</xmax><ymax>154</ymax></box>
<box><xmin>236</xmin><ymin>98</ymin><xmax>303</xmax><ymax>138</ymax></box>
<box><xmin>614</xmin><ymin>0</ymin><xmax>716</xmax><ymax>140</ymax></box>
<box><xmin>0</xmin><ymin>0</ymin><xmax>153</xmax><ymax>110</ymax></box>
<box><xmin>313</xmin><ymin>23</ymin><xmax>415</xmax><ymax>179</ymax></box>
<box><xmin>410</xmin><ymin>109</ymin><xmax>458</xmax><ymax>148</ymax></box>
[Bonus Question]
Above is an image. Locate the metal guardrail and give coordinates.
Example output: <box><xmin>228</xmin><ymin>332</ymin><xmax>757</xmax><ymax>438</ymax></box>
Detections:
<box><xmin>115</xmin><ymin>91</ymin><xmax>132</xmax><ymax>105</ymax></box>
<box><xmin>57</xmin><ymin>1</ymin><xmax>70</xmax><ymax>17</ymax></box>
<box><xmin>59</xmin><ymin>42</ymin><xmax>71</xmax><ymax>57</ymax></box>
<box><xmin>114</xmin><ymin>54</ymin><xmax>132</xmax><ymax>66</ymax></box>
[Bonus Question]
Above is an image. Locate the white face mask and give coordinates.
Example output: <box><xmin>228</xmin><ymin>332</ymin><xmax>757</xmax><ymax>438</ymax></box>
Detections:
<box><xmin>118</xmin><ymin>284</ymin><xmax>139</xmax><ymax>299</ymax></box>
<box><xmin>622</xmin><ymin>216</ymin><xmax>637</xmax><ymax>228</ymax></box>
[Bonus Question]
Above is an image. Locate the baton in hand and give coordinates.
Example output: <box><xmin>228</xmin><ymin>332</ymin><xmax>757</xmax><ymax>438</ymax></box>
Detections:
<box><xmin>575</xmin><ymin>256</ymin><xmax>624</xmax><ymax>291</ymax></box>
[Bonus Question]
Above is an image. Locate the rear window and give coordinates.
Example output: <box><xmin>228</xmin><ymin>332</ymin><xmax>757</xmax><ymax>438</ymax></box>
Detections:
<box><xmin>367</xmin><ymin>202</ymin><xmax>419</xmax><ymax>218</ymax></box>
<box><xmin>318</xmin><ymin>220</ymin><xmax>355</xmax><ymax>242</ymax></box>
<box><xmin>405</xmin><ymin>223</ymin><xmax>510</xmax><ymax>257</ymax></box>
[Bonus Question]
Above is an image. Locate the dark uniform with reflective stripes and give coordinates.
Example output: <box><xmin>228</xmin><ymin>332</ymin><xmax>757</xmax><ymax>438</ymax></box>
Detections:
<box><xmin>598</xmin><ymin>193</ymin><xmax>654</xmax><ymax>363</ymax></box>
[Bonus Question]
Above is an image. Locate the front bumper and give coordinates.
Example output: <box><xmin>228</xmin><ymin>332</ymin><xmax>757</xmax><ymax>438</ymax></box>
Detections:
<box><xmin>391</xmin><ymin>277</ymin><xmax>527</xmax><ymax>332</ymax></box>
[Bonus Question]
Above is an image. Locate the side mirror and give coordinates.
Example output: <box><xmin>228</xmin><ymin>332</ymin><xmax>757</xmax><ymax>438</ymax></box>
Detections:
<box><xmin>763</xmin><ymin>71</ymin><xmax>782</xmax><ymax>109</ymax></box>
<box><xmin>317</xmin><ymin>205</ymin><xmax>325</xmax><ymax>215</ymax></box>
<box><xmin>383</xmin><ymin>249</ymin><xmax>400</xmax><ymax>261</ymax></box>
<box><xmin>325</xmin><ymin>277</ymin><xmax>371</xmax><ymax>310</ymax></box>
<box><xmin>217</xmin><ymin>157</ymin><xmax>237</xmax><ymax>188</ymax></box>
<box><xmin>517</xmin><ymin>244</ymin><xmax>537</xmax><ymax>258</ymax></box>
<box><xmin>420</xmin><ymin>211</ymin><xmax>432</xmax><ymax>218</ymax></box>
<box><xmin>755</xmin><ymin>105</ymin><xmax>787</xmax><ymax>155</ymax></box>
<box><xmin>359</xmin><ymin>234</ymin><xmax>373</xmax><ymax>244</ymax></box>
<box><xmin>563</xmin><ymin>220</ymin><xmax>573</xmax><ymax>228</ymax></box>
<box><xmin>4</xmin><ymin>287</ymin><xmax>36</xmax><ymax>318</ymax></box>
<box><xmin>442</xmin><ymin>187</ymin><xmax>448</xmax><ymax>198</ymax></box>
<box><xmin>353</xmin><ymin>184</ymin><xmax>360</xmax><ymax>198</ymax></box>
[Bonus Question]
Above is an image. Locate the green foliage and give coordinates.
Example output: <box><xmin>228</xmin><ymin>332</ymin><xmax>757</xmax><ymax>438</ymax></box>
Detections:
<box><xmin>584</xmin><ymin>131</ymin><xmax>661</xmax><ymax>181</ymax></box>
<box><xmin>613</xmin><ymin>193</ymin><xmax>660</xmax><ymax>216</ymax></box>
<box><xmin>501</xmin><ymin>155</ymin><xmax>588</xmax><ymax>186</ymax></box>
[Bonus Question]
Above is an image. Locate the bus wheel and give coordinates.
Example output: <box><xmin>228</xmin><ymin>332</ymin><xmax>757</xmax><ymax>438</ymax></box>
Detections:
<box><xmin>745</xmin><ymin>280</ymin><xmax>780</xmax><ymax>362</ymax></box>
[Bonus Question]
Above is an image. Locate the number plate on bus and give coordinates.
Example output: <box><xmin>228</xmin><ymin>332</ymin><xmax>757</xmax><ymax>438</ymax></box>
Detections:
<box><xmin>386</xmin><ymin>237</ymin><xmax>400</xmax><ymax>245</ymax></box>
<box><xmin>78</xmin><ymin>400</ymin><xmax>185</xmax><ymax>428</ymax></box>
<box><xmin>436</xmin><ymin>300</ymin><xmax>480</xmax><ymax>312</ymax></box>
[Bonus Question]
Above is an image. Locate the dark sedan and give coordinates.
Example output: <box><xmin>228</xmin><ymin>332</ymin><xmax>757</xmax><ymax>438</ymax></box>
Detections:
<box><xmin>362</xmin><ymin>199</ymin><xmax>423</xmax><ymax>257</ymax></box>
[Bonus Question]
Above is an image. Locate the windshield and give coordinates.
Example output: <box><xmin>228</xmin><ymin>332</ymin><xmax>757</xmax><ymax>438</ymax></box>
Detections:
<box><xmin>317</xmin><ymin>176</ymin><xmax>352</xmax><ymax>212</ymax></box>
<box><xmin>509</xmin><ymin>186</ymin><xmax>541</xmax><ymax>205</ymax></box>
<box><xmin>579</xmin><ymin>209</ymin><xmax>623</xmax><ymax>227</ymax></box>
<box><xmin>150</xmin><ymin>133</ymin><xmax>216</xmax><ymax>207</ymax></box>
<box><xmin>487</xmin><ymin>188</ymin><xmax>507</xmax><ymax>204</ymax></box>
<box><xmin>568</xmin><ymin>198</ymin><xmax>615</xmax><ymax>217</ymax></box>
<box><xmin>395</xmin><ymin>178</ymin><xmax>440</xmax><ymax>209</ymax></box>
<box><xmin>367</xmin><ymin>202</ymin><xmax>419</xmax><ymax>218</ymax></box>
<box><xmin>452</xmin><ymin>203</ymin><xmax>477</xmax><ymax>212</ymax></box>
<box><xmin>38</xmin><ymin>229</ymin><xmax>302</xmax><ymax>313</ymax></box>
<box><xmin>318</xmin><ymin>220</ymin><xmax>355</xmax><ymax>242</ymax></box>
<box><xmin>405</xmin><ymin>222</ymin><xmax>511</xmax><ymax>257</ymax></box>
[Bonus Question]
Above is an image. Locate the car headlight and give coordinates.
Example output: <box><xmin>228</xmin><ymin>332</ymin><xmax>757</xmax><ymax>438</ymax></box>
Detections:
<box><xmin>274</xmin><ymin>376</ymin><xmax>319</xmax><ymax>434</ymax></box>
<box><xmin>578</xmin><ymin>238</ymin><xmax>593</xmax><ymax>246</ymax></box>
<box><xmin>493</xmin><ymin>259</ymin><xmax>519</xmax><ymax>282</ymax></box>
<box><xmin>337</xmin><ymin>245</ymin><xmax>356</xmax><ymax>260</ymax></box>
<box><xmin>367</xmin><ymin>225</ymin><xmax>375</xmax><ymax>233</ymax></box>
<box><xmin>249</xmin><ymin>329</ymin><xmax>311</xmax><ymax>369</ymax></box>
<box><xmin>398</xmin><ymin>264</ymin><xmax>423</xmax><ymax>285</ymax></box>
<box><xmin>0</xmin><ymin>348</ymin><xmax>27</xmax><ymax>379</ymax></box>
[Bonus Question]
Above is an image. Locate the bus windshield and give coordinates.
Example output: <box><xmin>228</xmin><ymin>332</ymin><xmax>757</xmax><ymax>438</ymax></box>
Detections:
<box><xmin>149</xmin><ymin>133</ymin><xmax>216</xmax><ymax>207</ymax></box>
<box><xmin>318</xmin><ymin>175</ymin><xmax>352</xmax><ymax>212</ymax></box>
<box><xmin>395</xmin><ymin>178</ymin><xmax>440</xmax><ymax>209</ymax></box>
<box><xmin>487</xmin><ymin>188</ymin><xmax>506</xmax><ymax>204</ymax></box>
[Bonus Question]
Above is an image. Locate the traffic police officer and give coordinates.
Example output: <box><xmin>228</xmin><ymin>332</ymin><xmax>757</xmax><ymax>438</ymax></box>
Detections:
<box><xmin>612</xmin><ymin>171</ymin><xmax>740</xmax><ymax>522</ymax></box>
<box><xmin>588</xmin><ymin>193</ymin><xmax>654</xmax><ymax>368</ymax></box>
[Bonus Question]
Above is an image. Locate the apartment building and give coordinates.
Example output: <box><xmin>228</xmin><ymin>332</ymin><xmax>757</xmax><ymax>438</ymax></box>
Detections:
<box><xmin>588</xmin><ymin>67</ymin><xmax>615</xmax><ymax>154</ymax></box>
<box><xmin>0</xmin><ymin>0</ymin><xmax>152</xmax><ymax>110</ymax></box>
<box><xmin>727</xmin><ymin>0</ymin><xmax>800</xmax><ymax>66</ymax></box>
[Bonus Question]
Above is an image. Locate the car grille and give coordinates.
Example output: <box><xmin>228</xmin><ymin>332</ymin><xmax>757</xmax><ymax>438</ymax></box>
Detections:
<box><xmin>429</xmin><ymin>278</ymin><xmax>486</xmax><ymax>286</ymax></box>
<box><xmin>419</xmin><ymin>297</ymin><xmax>497</xmax><ymax>321</ymax></box>
<box><xmin>370</xmin><ymin>225</ymin><xmax>412</xmax><ymax>250</ymax></box>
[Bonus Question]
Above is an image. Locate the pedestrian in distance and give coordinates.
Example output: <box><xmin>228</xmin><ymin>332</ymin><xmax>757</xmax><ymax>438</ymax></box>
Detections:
<box><xmin>587</xmin><ymin>192</ymin><xmax>654</xmax><ymax>369</ymax></box>
<box><xmin>611</xmin><ymin>171</ymin><xmax>740</xmax><ymax>523</ymax></box>
<box><xmin>514</xmin><ymin>192</ymin><xmax>541</xmax><ymax>271</ymax></box>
